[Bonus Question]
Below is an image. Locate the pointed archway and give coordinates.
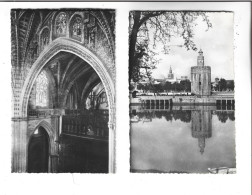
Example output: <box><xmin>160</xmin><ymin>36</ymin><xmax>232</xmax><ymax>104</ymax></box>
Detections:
<box><xmin>17</xmin><ymin>38</ymin><xmax>115</xmax><ymax>173</ymax></box>
<box><xmin>28</xmin><ymin>126</ymin><xmax>50</xmax><ymax>173</ymax></box>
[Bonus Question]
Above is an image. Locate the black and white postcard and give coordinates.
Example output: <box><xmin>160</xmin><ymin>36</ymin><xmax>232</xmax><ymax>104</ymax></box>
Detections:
<box><xmin>11</xmin><ymin>9</ymin><xmax>116</xmax><ymax>173</ymax></box>
<box><xmin>129</xmin><ymin>11</ymin><xmax>236</xmax><ymax>173</ymax></box>
<box><xmin>0</xmin><ymin>2</ymin><xmax>250</xmax><ymax>195</ymax></box>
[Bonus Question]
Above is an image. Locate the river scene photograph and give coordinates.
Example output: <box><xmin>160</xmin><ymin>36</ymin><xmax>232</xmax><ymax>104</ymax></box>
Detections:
<box><xmin>129</xmin><ymin>11</ymin><xmax>236</xmax><ymax>174</ymax></box>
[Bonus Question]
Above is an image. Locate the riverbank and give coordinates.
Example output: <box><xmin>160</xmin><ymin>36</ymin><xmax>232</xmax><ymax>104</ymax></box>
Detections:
<box><xmin>130</xmin><ymin>94</ymin><xmax>234</xmax><ymax>106</ymax></box>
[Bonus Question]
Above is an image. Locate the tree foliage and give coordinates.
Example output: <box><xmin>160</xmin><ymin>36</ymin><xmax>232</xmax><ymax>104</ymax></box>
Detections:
<box><xmin>136</xmin><ymin>80</ymin><xmax>191</xmax><ymax>93</ymax></box>
<box><xmin>213</xmin><ymin>78</ymin><xmax>234</xmax><ymax>91</ymax></box>
<box><xmin>129</xmin><ymin>11</ymin><xmax>212</xmax><ymax>83</ymax></box>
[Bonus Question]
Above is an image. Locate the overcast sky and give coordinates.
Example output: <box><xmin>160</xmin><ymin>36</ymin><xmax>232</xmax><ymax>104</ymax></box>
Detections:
<box><xmin>150</xmin><ymin>12</ymin><xmax>234</xmax><ymax>81</ymax></box>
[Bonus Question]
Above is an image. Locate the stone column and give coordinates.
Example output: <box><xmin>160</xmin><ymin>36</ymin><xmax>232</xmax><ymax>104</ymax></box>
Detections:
<box><xmin>108</xmin><ymin>120</ymin><xmax>115</xmax><ymax>173</ymax></box>
<box><xmin>50</xmin><ymin>110</ymin><xmax>64</xmax><ymax>173</ymax></box>
<box><xmin>11</xmin><ymin>118</ymin><xmax>28</xmax><ymax>173</ymax></box>
<box><xmin>59</xmin><ymin>115</ymin><xmax>62</xmax><ymax>135</ymax></box>
<box><xmin>46</xmin><ymin>116</ymin><xmax>60</xmax><ymax>173</ymax></box>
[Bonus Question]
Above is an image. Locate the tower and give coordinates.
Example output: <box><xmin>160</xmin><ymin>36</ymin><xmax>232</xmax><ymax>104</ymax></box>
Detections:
<box><xmin>191</xmin><ymin>50</ymin><xmax>211</xmax><ymax>96</ymax></box>
<box><xmin>167</xmin><ymin>65</ymin><xmax>174</xmax><ymax>80</ymax></box>
<box><xmin>197</xmin><ymin>49</ymin><xmax>204</xmax><ymax>66</ymax></box>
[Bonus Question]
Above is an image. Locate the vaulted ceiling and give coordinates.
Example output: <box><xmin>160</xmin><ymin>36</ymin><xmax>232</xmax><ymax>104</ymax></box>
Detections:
<box><xmin>11</xmin><ymin>10</ymin><xmax>42</xmax><ymax>67</ymax></box>
<box><xmin>43</xmin><ymin>51</ymin><xmax>101</xmax><ymax>106</ymax></box>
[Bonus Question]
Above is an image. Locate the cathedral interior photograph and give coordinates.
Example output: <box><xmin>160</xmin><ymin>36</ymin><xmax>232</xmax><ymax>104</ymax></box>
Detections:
<box><xmin>11</xmin><ymin>9</ymin><xmax>116</xmax><ymax>173</ymax></box>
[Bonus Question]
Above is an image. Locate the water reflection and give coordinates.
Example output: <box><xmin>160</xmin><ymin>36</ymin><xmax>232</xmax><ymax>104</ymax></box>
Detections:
<box><xmin>130</xmin><ymin>106</ymin><xmax>235</xmax><ymax>124</ymax></box>
<box><xmin>191</xmin><ymin>109</ymin><xmax>212</xmax><ymax>154</ymax></box>
<box><xmin>130</xmin><ymin>105</ymin><xmax>236</xmax><ymax>173</ymax></box>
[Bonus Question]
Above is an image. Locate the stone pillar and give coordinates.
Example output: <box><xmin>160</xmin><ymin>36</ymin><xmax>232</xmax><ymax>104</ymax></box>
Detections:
<box><xmin>49</xmin><ymin>154</ymin><xmax>59</xmax><ymax>173</ymax></box>
<box><xmin>108</xmin><ymin>121</ymin><xmax>115</xmax><ymax>173</ymax></box>
<box><xmin>48</xmin><ymin>116</ymin><xmax>60</xmax><ymax>173</ymax></box>
<box><xmin>12</xmin><ymin>118</ymin><xmax>28</xmax><ymax>173</ymax></box>
<box><xmin>50</xmin><ymin>110</ymin><xmax>64</xmax><ymax>173</ymax></box>
<box><xmin>59</xmin><ymin>115</ymin><xmax>62</xmax><ymax>135</ymax></box>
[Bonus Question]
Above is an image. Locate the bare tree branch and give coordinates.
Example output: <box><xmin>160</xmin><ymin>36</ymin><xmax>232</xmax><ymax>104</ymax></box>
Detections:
<box><xmin>129</xmin><ymin>11</ymin><xmax>212</xmax><ymax>83</ymax></box>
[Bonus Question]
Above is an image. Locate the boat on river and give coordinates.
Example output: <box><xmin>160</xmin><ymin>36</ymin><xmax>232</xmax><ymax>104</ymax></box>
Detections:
<box><xmin>130</xmin><ymin>115</ymin><xmax>140</xmax><ymax>123</ymax></box>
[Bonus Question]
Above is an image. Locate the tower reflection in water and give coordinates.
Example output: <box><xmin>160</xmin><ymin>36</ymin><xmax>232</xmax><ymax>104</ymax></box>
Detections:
<box><xmin>130</xmin><ymin>104</ymin><xmax>235</xmax><ymax>155</ymax></box>
<box><xmin>191</xmin><ymin>108</ymin><xmax>212</xmax><ymax>155</ymax></box>
<box><xmin>130</xmin><ymin>104</ymin><xmax>235</xmax><ymax>173</ymax></box>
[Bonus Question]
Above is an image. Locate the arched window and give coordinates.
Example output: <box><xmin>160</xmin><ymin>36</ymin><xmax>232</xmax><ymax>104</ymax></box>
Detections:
<box><xmin>85</xmin><ymin>83</ymin><xmax>108</xmax><ymax>110</ymax></box>
<box><xmin>36</xmin><ymin>71</ymin><xmax>49</xmax><ymax>108</ymax></box>
<box><xmin>70</xmin><ymin>15</ymin><xmax>83</xmax><ymax>40</ymax></box>
<box><xmin>55</xmin><ymin>12</ymin><xmax>67</xmax><ymax>37</ymax></box>
<box><xmin>40</xmin><ymin>28</ymin><xmax>50</xmax><ymax>51</ymax></box>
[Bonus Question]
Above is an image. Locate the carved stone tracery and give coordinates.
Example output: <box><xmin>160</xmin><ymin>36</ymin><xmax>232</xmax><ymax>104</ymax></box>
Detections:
<box><xmin>55</xmin><ymin>12</ymin><xmax>67</xmax><ymax>36</ymax></box>
<box><xmin>11</xmin><ymin>9</ymin><xmax>116</xmax><ymax>173</ymax></box>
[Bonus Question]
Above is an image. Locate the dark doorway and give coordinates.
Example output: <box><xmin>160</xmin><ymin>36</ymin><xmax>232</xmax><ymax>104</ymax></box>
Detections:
<box><xmin>28</xmin><ymin>127</ymin><xmax>49</xmax><ymax>173</ymax></box>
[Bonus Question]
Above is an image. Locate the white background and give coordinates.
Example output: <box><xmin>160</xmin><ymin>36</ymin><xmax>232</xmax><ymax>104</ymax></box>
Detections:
<box><xmin>0</xmin><ymin>2</ymin><xmax>251</xmax><ymax>195</ymax></box>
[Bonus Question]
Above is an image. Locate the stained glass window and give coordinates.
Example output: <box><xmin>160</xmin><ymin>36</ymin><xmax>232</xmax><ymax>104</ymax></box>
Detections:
<box><xmin>55</xmin><ymin>13</ymin><xmax>67</xmax><ymax>36</ymax></box>
<box><xmin>41</xmin><ymin>28</ymin><xmax>49</xmax><ymax>51</ymax></box>
<box><xmin>35</xmin><ymin>71</ymin><xmax>48</xmax><ymax>107</ymax></box>
<box><xmin>72</xmin><ymin>16</ymin><xmax>82</xmax><ymax>38</ymax></box>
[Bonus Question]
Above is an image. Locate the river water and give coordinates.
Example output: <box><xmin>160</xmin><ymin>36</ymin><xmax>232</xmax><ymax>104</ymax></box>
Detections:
<box><xmin>130</xmin><ymin>105</ymin><xmax>236</xmax><ymax>173</ymax></box>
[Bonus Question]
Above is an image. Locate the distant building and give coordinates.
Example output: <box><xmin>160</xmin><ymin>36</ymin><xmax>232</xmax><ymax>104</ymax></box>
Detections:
<box><xmin>154</xmin><ymin>79</ymin><xmax>165</xmax><ymax>84</ymax></box>
<box><xmin>176</xmin><ymin>76</ymin><xmax>189</xmax><ymax>83</ymax></box>
<box><xmin>168</xmin><ymin>66</ymin><xmax>174</xmax><ymax>79</ymax></box>
<box><xmin>165</xmin><ymin>66</ymin><xmax>177</xmax><ymax>83</ymax></box>
<box><xmin>191</xmin><ymin>49</ymin><xmax>211</xmax><ymax>96</ymax></box>
<box><xmin>180</xmin><ymin>76</ymin><xmax>189</xmax><ymax>81</ymax></box>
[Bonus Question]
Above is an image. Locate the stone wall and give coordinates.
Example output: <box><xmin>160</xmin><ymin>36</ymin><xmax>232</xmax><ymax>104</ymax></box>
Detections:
<box><xmin>191</xmin><ymin>66</ymin><xmax>211</xmax><ymax>96</ymax></box>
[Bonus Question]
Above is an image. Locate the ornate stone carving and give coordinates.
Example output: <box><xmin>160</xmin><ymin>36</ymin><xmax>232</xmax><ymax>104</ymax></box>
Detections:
<box><xmin>55</xmin><ymin>12</ymin><xmax>67</xmax><ymax>36</ymax></box>
<box><xmin>12</xmin><ymin>10</ymin><xmax>116</xmax><ymax>173</ymax></box>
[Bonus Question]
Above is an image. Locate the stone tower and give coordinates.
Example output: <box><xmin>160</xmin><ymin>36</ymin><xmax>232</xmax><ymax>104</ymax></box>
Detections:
<box><xmin>167</xmin><ymin>65</ymin><xmax>174</xmax><ymax>79</ymax></box>
<box><xmin>191</xmin><ymin>49</ymin><xmax>211</xmax><ymax>96</ymax></box>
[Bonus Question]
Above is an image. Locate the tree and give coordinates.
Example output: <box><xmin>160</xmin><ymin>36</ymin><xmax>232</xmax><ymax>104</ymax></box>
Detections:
<box><xmin>163</xmin><ymin>81</ymin><xmax>172</xmax><ymax>92</ymax></box>
<box><xmin>180</xmin><ymin>80</ymin><xmax>191</xmax><ymax>92</ymax></box>
<box><xmin>226</xmin><ymin>80</ymin><xmax>234</xmax><ymax>91</ymax></box>
<box><xmin>153</xmin><ymin>83</ymin><xmax>163</xmax><ymax>93</ymax></box>
<box><xmin>219</xmin><ymin>78</ymin><xmax>227</xmax><ymax>91</ymax></box>
<box><xmin>129</xmin><ymin>11</ymin><xmax>212</xmax><ymax>83</ymax></box>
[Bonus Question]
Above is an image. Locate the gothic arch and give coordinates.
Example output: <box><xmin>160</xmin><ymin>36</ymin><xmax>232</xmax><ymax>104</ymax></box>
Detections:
<box><xmin>28</xmin><ymin>120</ymin><xmax>55</xmax><ymax>154</ymax></box>
<box><xmin>19</xmin><ymin>37</ymin><xmax>115</xmax><ymax>172</ymax></box>
<box><xmin>27</xmin><ymin>120</ymin><xmax>56</xmax><ymax>172</ymax></box>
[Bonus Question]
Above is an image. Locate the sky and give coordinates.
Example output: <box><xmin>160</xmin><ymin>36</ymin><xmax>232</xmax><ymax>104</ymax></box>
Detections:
<box><xmin>149</xmin><ymin>12</ymin><xmax>234</xmax><ymax>81</ymax></box>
